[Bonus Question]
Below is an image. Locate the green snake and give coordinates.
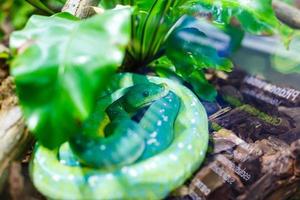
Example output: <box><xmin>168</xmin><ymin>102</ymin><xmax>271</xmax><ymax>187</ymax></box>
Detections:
<box><xmin>31</xmin><ymin>73</ymin><xmax>209</xmax><ymax>200</ymax></box>
<box><xmin>67</xmin><ymin>83</ymin><xmax>176</xmax><ymax>168</ymax></box>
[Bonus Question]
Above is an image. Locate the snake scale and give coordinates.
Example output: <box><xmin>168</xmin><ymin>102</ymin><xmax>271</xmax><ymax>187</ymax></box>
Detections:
<box><xmin>31</xmin><ymin>73</ymin><xmax>209</xmax><ymax>200</ymax></box>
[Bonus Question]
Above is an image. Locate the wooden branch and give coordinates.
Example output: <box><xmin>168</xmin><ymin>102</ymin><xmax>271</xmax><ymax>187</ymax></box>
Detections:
<box><xmin>273</xmin><ymin>0</ymin><xmax>300</xmax><ymax>29</ymax></box>
<box><xmin>62</xmin><ymin>0</ymin><xmax>100</xmax><ymax>19</ymax></box>
<box><xmin>0</xmin><ymin>106</ymin><xmax>33</xmax><ymax>192</ymax></box>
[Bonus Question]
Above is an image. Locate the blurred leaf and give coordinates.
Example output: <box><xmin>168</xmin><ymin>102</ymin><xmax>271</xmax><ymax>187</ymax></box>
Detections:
<box><xmin>223</xmin><ymin>24</ymin><xmax>245</xmax><ymax>53</ymax></box>
<box><xmin>165</xmin><ymin>17</ymin><xmax>233</xmax><ymax>77</ymax></box>
<box><xmin>10</xmin><ymin>8</ymin><xmax>131</xmax><ymax>149</ymax></box>
<box><xmin>0</xmin><ymin>0</ymin><xmax>35</xmax><ymax>40</ymax></box>
<box><xmin>182</xmin><ymin>0</ymin><xmax>294</xmax><ymax>44</ymax></box>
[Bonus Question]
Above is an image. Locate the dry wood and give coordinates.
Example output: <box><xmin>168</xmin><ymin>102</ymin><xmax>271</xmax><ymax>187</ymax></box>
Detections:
<box><xmin>0</xmin><ymin>106</ymin><xmax>33</xmax><ymax>192</ymax></box>
<box><xmin>170</xmin><ymin>130</ymin><xmax>300</xmax><ymax>200</ymax></box>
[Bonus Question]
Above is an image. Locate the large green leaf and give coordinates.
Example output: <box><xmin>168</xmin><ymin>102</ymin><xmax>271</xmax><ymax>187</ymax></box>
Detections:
<box><xmin>10</xmin><ymin>8</ymin><xmax>131</xmax><ymax>149</ymax></box>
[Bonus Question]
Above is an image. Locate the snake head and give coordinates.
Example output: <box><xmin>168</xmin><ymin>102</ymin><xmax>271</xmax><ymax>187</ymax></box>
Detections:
<box><xmin>125</xmin><ymin>83</ymin><xmax>169</xmax><ymax>111</ymax></box>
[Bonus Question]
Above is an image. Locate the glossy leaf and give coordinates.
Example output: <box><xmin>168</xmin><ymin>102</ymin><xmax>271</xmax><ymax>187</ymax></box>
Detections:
<box><xmin>10</xmin><ymin>8</ymin><xmax>131</xmax><ymax>148</ymax></box>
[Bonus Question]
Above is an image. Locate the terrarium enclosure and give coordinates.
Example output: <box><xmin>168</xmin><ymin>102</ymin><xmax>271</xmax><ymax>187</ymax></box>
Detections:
<box><xmin>0</xmin><ymin>0</ymin><xmax>300</xmax><ymax>200</ymax></box>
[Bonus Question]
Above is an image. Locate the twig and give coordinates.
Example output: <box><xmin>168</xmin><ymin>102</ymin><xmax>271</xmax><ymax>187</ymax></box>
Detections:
<box><xmin>273</xmin><ymin>0</ymin><xmax>300</xmax><ymax>29</ymax></box>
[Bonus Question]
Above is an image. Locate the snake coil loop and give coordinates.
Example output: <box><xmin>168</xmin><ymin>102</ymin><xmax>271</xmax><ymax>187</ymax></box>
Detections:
<box><xmin>31</xmin><ymin>73</ymin><xmax>209</xmax><ymax>200</ymax></box>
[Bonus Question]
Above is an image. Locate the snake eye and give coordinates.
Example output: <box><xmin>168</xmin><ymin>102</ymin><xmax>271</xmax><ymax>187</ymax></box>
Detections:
<box><xmin>142</xmin><ymin>91</ymin><xmax>150</xmax><ymax>97</ymax></box>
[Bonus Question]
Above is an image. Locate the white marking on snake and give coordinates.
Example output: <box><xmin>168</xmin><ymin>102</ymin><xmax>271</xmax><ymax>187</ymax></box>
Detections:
<box><xmin>121</xmin><ymin>167</ymin><xmax>129</xmax><ymax>173</ymax></box>
<box><xmin>129</xmin><ymin>169</ymin><xmax>138</xmax><ymax>177</ymax></box>
<box><xmin>149</xmin><ymin>162</ymin><xmax>157</xmax><ymax>169</ymax></box>
<box><xmin>76</xmin><ymin>56</ymin><xmax>89</xmax><ymax>64</ymax></box>
<box><xmin>39</xmin><ymin>157</ymin><xmax>46</xmax><ymax>164</ymax></box>
<box><xmin>53</xmin><ymin>175</ymin><xmax>60</xmax><ymax>181</ymax></box>
<box><xmin>106</xmin><ymin>174</ymin><xmax>114</xmax><ymax>180</ymax></box>
<box><xmin>144</xmin><ymin>164</ymin><xmax>151</xmax><ymax>170</ymax></box>
<box><xmin>178</xmin><ymin>143</ymin><xmax>184</xmax><ymax>148</ymax></box>
<box><xmin>163</xmin><ymin>115</ymin><xmax>169</xmax><ymax>122</ymax></box>
<box><xmin>169</xmin><ymin>154</ymin><xmax>178</xmax><ymax>161</ymax></box>
<box><xmin>68</xmin><ymin>175</ymin><xmax>75</xmax><ymax>180</ymax></box>
<box><xmin>100</xmin><ymin>145</ymin><xmax>106</xmax><ymax>151</ymax></box>
<box><xmin>147</xmin><ymin>138</ymin><xmax>158</xmax><ymax>145</ymax></box>
<box><xmin>88</xmin><ymin>176</ymin><xmax>98</xmax><ymax>186</ymax></box>
<box><xmin>157</xmin><ymin>120</ymin><xmax>162</xmax><ymax>126</ymax></box>
<box><xmin>150</xmin><ymin>131</ymin><xmax>158</xmax><ymax>138</ymax></box>
<box><xmin>37</xmin><ymin>174</ymin><xmax>43</xmax><ymax>180</ymax></box>
<box><xmin>60</xmin><ymin>160</ymin><xmax>67</xmax><ymax>165</ymax></box>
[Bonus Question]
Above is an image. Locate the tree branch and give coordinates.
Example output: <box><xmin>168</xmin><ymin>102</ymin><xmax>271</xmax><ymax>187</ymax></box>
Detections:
<box><xmin>0</xmin><ymin>107</ymin><xmax>33</xmax><ymax>192</ymax></box>
<box><xmin>273</xmin><ymin>0</ymin><xmax>300</xmax><ymax>29</ymax></box>
<box><xmin>62</xmin><ymin>0</ymin><xmax>100</xmax><ymax>19</ymax></box>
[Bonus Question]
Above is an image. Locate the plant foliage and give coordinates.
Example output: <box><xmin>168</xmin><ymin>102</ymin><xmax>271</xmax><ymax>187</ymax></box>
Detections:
<box><xmin>9</xmin><ymin>0</ymin><xmax>293</xmax><ymax>148</ymax></box>
<box><xmin>10</xmin><ymin>8</ymin><xmax>131</xmax><ymax>148</ymax></box>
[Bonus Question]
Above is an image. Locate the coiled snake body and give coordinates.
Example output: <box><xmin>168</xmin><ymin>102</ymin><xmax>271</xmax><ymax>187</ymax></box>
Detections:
<box><xmin>31</xmin><ymin>73</ymin><xmax>209</xmax><ymax>200</ymax></box>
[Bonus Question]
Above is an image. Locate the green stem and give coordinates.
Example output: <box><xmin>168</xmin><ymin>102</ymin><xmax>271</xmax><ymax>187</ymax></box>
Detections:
<box><xmin>26</xmin><ymin>0</ymin><xmax>55</xmax><ymax>14</ymax></box>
